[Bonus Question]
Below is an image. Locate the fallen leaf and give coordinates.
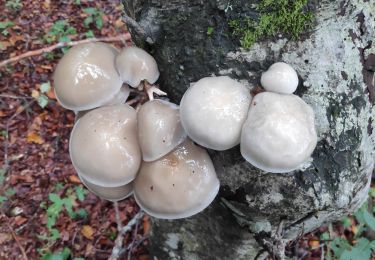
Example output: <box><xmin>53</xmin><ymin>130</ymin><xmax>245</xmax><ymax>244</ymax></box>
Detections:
<box><xmin>27</xmin><ymin>132</ymin><xmax>44</xmax><ymax>144</ymax></box>
<box><xmin>143</xmin><ymin>216</ymin><xmax>151</xmax><ymax>235</ymax></box>
<box><xmin>14</xmin><ymin>216</ymin><xmax>27</xmax><ymax>226</ymax></box>
<box><xmin>15</xmin><ymin>106</ymin><xmax>25</xmax><ymax>114</ymax></box>
<box><xmin>68</xmin><ymin>175</ymin><xmax>81</xmax><ymax>184</ymax></box>
<box><xmin>0</xmin><ymin>233</ymin><xmax>12</xmax><ymax>244</ymax></box>
<box><xmin>31</xmin><ymin>89</ymin><xmax>39</xmax><ymax>98</ymax></box>
<box><xmin>114</xmin><ymin>18</ymin><xmax>124</xmax><ymax>28</ymax></box>
<box><xmin>46</xmin><ymin>87</ymin><xmax>56</xmax><ymax>100</ymax></box>
<box><xmin>0</xmin><ymin>41</ymin><xmax>11</xmax><ymax>51</ymax></box>
<box><xmin>40</xmin><ymin>65</ymin><xmax>53</xmax><ymax>70</ymax></box>
<box><xmin>81</xmin><ymin>225</ymin><xmax>94</xmax><ymax>240</ymax></box>
<box><xmin>308</xmin><ymin>239</ymin><xmax>320</xmax><ymax>249</ymax></box>
<box><xmin>85</xmin><ymin>243</ymin><xmax>95</xmax><ymax>256</ymax></box>
<box><xmin>8</xmin><ymin>35</ymin><xmax>23</xmax><ymax>46</ymax></box>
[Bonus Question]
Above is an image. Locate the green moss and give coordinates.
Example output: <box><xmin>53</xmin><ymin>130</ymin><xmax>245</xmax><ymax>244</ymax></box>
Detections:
<box><xmin>229</xmin><ymin>0</ymin><xmax>314</xmax><ymax>49</ymax></box>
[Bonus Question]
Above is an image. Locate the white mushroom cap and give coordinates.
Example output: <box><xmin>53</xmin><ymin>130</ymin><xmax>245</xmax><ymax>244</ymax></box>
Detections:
<box><xmin>69</xmin><ymin>105</ymin><xmax>141</xmax><ymax>187</ymax></box>
<box><xmin>241</xmin><ymin>92</ymin><xmax>317</xmax><ymax>173</ymax></box>
<box><xmin>137</xmin><ymin>99</ymin><xmax>187</xmax><ymax>161</ymax></box>
<box><xmin>115</xmin><ymin>46</ymin><xmax>160</xmax><ymax>88</ymax></box>
<box><xmin>134</xmin><ymin>139</ymin><xmax>220</xmax><ymax>219</ymax></box>
<box><xmin>79</xmin><ymin>174</ymin><xmax>133</xmax><ymax>202</ymax></box>
<box><xmin>74</xmin><ymin>85</ymin><xmax>131</xmax><ymax>122</ymax></box>
<box><xmin>103</xmin><ymin>84</ymin><xmax>130</xmax><ymax>106</ymax></box>
<box><xmin>180</xmin><ymin>76</ymin><xmax>251</xmax><ymax>150</ymax></box>
<box><xmin>260</xmin><ymin>62</ymin><xmax>299</xmax><ymax>94</ymax></box>
<box><xmin>53</xmin><ymin>42</ymin><xmax>123</xmax><ymax>111</ymax></box>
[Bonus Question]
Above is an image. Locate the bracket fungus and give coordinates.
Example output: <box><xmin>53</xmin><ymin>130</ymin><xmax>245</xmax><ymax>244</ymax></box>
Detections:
<box><xmin>241</xmin><ymin>92</ymin><xmax>317</xmax><ymax>173</ymax></box>
<box><xmin>115</xmin><ymin>46</ymin><xmax>160</xmax><ymax>88</ymax></box>
<box><xmin>180</xmin><ymin>76</ymin><xmax>251</xmax><ymax>150</ymax></box>
<box><xmin>134</xmin><ymin>139</ymin><xmax>220</xmax><ymax>219</ymax></box>
<box><xmin>79</xmin><ymin>175</ymin><xmax>133</xmax><ymax>202</ymax></box>
<box><xmin>260</xmin><ymin>62</ymin><xmax>299</xmax><ymax>94</ymax></box>
<box><xmin>69</xmin><ymin>105</ymin><xmax>141</xmax><ymax>187</ymax></box>
<box><xmin>137</xmin><ymin>99</ymin><xmax>187</xmax><ymax>162</ymax></box>
<box><xmin>53</xmin><ymin>42</ymin><xmax>123</xmax><ymax>111</ymax></box>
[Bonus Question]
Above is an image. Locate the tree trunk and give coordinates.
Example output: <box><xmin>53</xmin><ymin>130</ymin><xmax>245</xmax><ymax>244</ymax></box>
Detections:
<box><xmin>123</xmin><ymin>0</ymin><xmax>375</xmax><ymax>258</ymax></box>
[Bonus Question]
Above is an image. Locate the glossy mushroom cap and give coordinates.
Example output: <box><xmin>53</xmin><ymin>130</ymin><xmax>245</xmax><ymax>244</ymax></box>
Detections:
<box><xmin>79</xmin><ymin>174</ymin><xmax>133</xmax><ymax>202</ymax></box>
<box><xmin>103</xmin><ymin>84</ymin><xmax>130</xmax><ymax>106</ymax></box>
<box><xmin>53</xmin><ymin>42</ymin><xmax>123</xmax><ymax>111</ymax></box>
<box><xmin>69</xmin><ymin>105</ymin><xmax>141</xmax><ymax>187</ymax></box>
<box><xmin>115</xmin><ymin>46</ymin><xmax>160</xmax><ymax>88</ymax></box>
<box><xmin>260</xmin><ymin>62</ymin><xmax>299</xmax><ymax>94</ymax></box>
<box><xmin>134</xmin><ymin>139</ymin><xmax>220</xmax><ymax>219</ymax></box>
<box><xmin>241</xmin><ymin>92</ymin><xmax>317</xmax><ymax>173</ymax></box>
<box><xmin>74</xmin><ymin>85</ymin><xmax>130</xmax><ymax>122</ymax></box>
<box><xmin>137</xmin><ymin>99</ymin><xmax>187</xmax><ymax>162</ymax></box>
<box><xmin>180</xmin><ymin>76</ymin><xmax>251</xmax><ymax>150</ymax></box>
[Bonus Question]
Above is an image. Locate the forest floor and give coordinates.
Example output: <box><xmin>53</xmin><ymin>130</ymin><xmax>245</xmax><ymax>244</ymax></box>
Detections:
<box><xmin>0</xmin><ymin>0</ymin><xmax>373</xmax><ymax>259</ymax></box>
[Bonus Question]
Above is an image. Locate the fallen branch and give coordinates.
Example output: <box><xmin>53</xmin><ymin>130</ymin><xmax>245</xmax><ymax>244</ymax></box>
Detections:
<box><xmin>109</xmin><ymin>210</ymin><xmax>145</xmax><ymax>260</ymax></box>
<box><xmin>0</xmin><ymin>33</ymin><xmax>132</xmax><ymax>68</ymax></box>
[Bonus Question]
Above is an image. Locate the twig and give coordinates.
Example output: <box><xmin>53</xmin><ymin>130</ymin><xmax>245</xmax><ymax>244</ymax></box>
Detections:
<box><xmin>127</xmin><ymin>217</ymin><xmax>140</xmax><ymax>260</ymax></box>
<box><xmin>109</xmin><ymin>210</ymin><xmax>144</xmax><ymax>260</ymax></box>
<box><xmin>0</xmin><ymin>94</ymin><xmax>34</xmax><ymax>100</ymax></box>
<box><xmin>261</xmin><ymin>218</ymin><xmax>287</xmax><ymax>260</ymax></box>
<box><xmin>0</xmin><ymin>33</ymin><xmax>131</xmax><ymax>68</ymax></box>
<box><xmin>1</xmin><ymin>212</ymin><xmax>28</xmax><ymax>260</ymax></box>
<box><xmin>122</xmin><ymin>13</ymin><xmax>151</xmax><ymax>43</ymax></box>
<box><xmin>114</xmin><ymin>201</ymin><xmax>123</xmax><ymax>230</ymax></box>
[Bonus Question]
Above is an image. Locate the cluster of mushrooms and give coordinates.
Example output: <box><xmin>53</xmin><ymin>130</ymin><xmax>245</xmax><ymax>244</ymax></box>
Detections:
<box><xmin>53</xmin><ymin>42</ymin><xmax>317</xmax><ymax>219</ymax></box>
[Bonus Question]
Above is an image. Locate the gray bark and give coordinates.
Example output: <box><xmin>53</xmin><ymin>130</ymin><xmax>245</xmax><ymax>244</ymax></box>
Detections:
<box><xmin>123</xmin><ymin>0</ymin><xmax>375</xmax><ymax>259</ymax></box>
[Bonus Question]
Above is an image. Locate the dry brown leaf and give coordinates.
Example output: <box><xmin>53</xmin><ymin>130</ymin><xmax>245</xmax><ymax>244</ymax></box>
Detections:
<box><xmin>68</xmin><ymin>175</ymin><xmax>81</xmax><ymax>184</ymax></box>
<box><xmin>31</xmin><ymin>89</ymin><xmax>39</xmax><ymax>98</ymax></box>
<box><xmin>26</xmin><ymin>132</ymin><xmax>45</xmax><ymax>144</ymax></box>
<box><xmin>143</xmin><ymin>217</ymin><xmax>151</xmax><ymax>235</ymax></box>
<box><xmin>0</xmin><ymin>233</ymin><xmax>12</xmax><ymax>244</ymax></box>
<box><xmin>46</xmin><ymin>87</ymin><xmax>57</xmax><ymax>100</ymax></box>
<box><xmin>81</xmin><ymin>225</ymin><xmax>94</xmax><ymax>240</ymax></box>
<box><xmin>308</xmin><ymin>239</ymin><xmax>320</xmax><ymax>249</ymax></box>
<box><xmin>0</xmin><ymin>41</ymin><xmax>11</xmax><ymax>51</ymax></box>
<box><xmin>14</xmin><ymin>216</ymin><xmax>28</xmax><ymax>226</ymax></box>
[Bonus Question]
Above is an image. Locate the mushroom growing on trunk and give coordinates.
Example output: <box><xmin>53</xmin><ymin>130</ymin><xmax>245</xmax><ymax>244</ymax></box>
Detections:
<box><xmin>79</xmin><ymin>175</ymin><xmax>133</xmax><ymax>202</ymax></box>
<box><xmin>115</xmin><ymin>46</ymin><xmax>160</xmax><ymax>88</ymax></box>
<box><xmin>69</xmin><ymin>104</ymin><xmax>141</xmax><ymax>187</ymax></box>
<box><xmin>180</xmin><ymin>76</ymin><xmax>252</xmax><ymax>150</ymax></box>
<box><xmin>137</xmin><ymin>99</ymin><xmax>187</xmax><ymax>162</ymax></box>
<box><xmin>134</xmin><ymin>139</ymin><xmax>220</xmax><ymax>219</ymax></box>
<box><xmin>260</xmin><ymin>62</ymin><xmax>299</xmax><ymax>94</ymax></box>
<box><xmin>53</xmin><ymin>42</ymin><xmax>124</xmax><ymax>111</ymax></box>
<box><xmin>241</xmin><ymin>92</ymin><xmax>317</xmax><ymax>173</ymax></box>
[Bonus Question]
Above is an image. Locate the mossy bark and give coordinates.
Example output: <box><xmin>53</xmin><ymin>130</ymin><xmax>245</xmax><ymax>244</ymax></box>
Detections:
<box><xmin>123</xmin><ymin>0</ymin><xmax>375</xmax><ymax>259</ymax></box>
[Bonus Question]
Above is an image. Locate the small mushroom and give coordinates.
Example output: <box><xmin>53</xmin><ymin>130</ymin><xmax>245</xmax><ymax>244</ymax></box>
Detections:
<box><xmin>115</xmin><ymin>46</ymin><xmax>160</xmax><ymax>88</ymax></box>
<box><xmin>180</xmin><ymin>76</ymin><xmax>252</xmax><ymax>150</ymax></box>
<box><xmin>134</xmin><ymin>139</ymin><xmax>220</xmax><ymax>219</ymax></box>
<box><xmin>79</xmin><ymin>174</ymin><xmax>133</xmax><ymax>201</ymax></box>
<box><xmin>260</xmin><ymin>62</ymin><xmax>299</xmax><ymax>94</ymax></box>
<box><xmin>241</xmin><ymin>92</ymin><xmax>317</xmax><ymax>173</ymax></box>
<box><xmin>53</xmin><ymin>42</ymin><xmax>123</xmax><ymax>111</ymax></box>
<box><xmin>70</xmin><ymin>104</ymin><xmax>141</xmax><ymax>187</ymax></box>
<box><xmin>137</xmin><ymin>99</ymin><xmax>187</xmax><ymax>161</ymax></box>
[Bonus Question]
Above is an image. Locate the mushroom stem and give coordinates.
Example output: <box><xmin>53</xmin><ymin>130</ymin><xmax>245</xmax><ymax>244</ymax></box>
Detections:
<box><xmin>144</xmin><ymin>81</ymin><xmax>167</xmax><ymax>101</ymax></box>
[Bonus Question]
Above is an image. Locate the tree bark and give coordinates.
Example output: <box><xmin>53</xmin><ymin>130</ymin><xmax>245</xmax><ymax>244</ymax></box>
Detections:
<box><xmin>123</xmin><ymin>0</ymin><xmax>375</xmax><ymax>258</ymax></box>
